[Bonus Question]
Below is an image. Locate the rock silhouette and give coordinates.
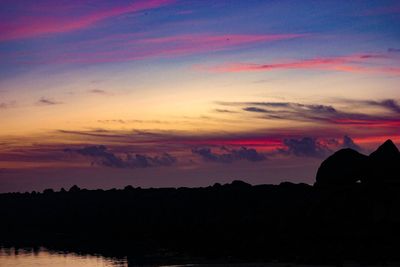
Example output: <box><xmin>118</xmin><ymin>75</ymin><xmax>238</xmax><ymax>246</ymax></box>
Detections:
<box><xmin>315</xmin><ymin>139</ymin><xmax>400</xmax><ymax>186</ymax></box>
<box><xmin>315</xmin><ymin>148</ymin><xmax>367</xmax><ymax>186</ymax></box>
<box><xmin>1</xmin><ymin>139</ymin><xmax>400</xmax><ymax>265</ymax></box>
<box><xmin>365</xmin><ymin>139</ymin><xmax>400</xmax><ymax>184</ymax></box>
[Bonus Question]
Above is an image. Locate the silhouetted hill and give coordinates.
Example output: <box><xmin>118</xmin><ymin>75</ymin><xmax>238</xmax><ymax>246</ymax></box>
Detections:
<box><xmin>315</xmin><ymin>148</ymin><xmax>367</xmax><ymax>186</ymax></box>
<box><xmin>1</xmin><ymin>140</ymin><xmax>400</xmax><ymax>264</ymax></box>
<box><xmin>316</xmin><ymin>139</ymin><xmax>400</xmax><ymax>186</ymax></box>
<box><xmin>366</xmin><ymin>139</ymin><xmax>400</xmax><ymax>184</ymax></box>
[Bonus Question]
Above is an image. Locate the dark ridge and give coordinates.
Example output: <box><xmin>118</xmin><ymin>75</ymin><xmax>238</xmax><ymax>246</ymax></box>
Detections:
<box><xmin>1</xmin><ymin>140</ymin><xmax>400</xmax><ymax>265</ymax></box>
<box><xmin>315</xmin><ymin>148</ymin><xmax>368</xmax><ymax>186</ymax></box>
<box><xmin>316</xmin><ymin>139</ymin><xmax>400</xmax><ymax>186</ymax></box>
<box><xmin>365</xmin><ymin>139</ymin><xmax>400</xmax><ymax>184</ymax></box>
<box><xmin>370</xmin><ymin>139</ymin><xmax>399</xmax><ymax>158</ymax></box>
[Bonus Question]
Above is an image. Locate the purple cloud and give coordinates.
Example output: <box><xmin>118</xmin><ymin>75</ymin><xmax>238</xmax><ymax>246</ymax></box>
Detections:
<box><xmin>64</xmin><ymin>145</ymin><xmax>176</xmax><ymax>168</ymax></box>
<box><xmin>192</xmin><ymin>146</ymin><xmax>266</xmax><ymax>163</ymax></box>
<box><xmin>278</xmin><ymin>137</ymin><xmax>332</xmax><ymax>158</ymax></box>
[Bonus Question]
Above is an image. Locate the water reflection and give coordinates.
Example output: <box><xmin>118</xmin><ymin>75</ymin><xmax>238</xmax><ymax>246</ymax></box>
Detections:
<box><xmin>3</xmin><ymin>247</ymin><xmax>398</xmax><ymax>267</ymax></box>
<box><xmin>0</xmin><ymin>247</ymin><xmax>127</xmax><ymax>267</ymax></box>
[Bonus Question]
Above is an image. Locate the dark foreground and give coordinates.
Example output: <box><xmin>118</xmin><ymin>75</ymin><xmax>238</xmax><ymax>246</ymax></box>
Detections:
<box><xmin>1</xmin><ymin>181</ymin><xmax>400</xmax><ymax>265</ymax></box>
<box><xmin>2</xmin><ymin>139</ymin><xmax>400</xmax><ymax>265</ymax></box>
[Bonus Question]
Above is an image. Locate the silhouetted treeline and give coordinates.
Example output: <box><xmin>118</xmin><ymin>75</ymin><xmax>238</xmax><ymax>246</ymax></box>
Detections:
<box><xmin>1</xmin><ymin>181</ymin><xmax>400</xmax><ymax>264</ymax></box>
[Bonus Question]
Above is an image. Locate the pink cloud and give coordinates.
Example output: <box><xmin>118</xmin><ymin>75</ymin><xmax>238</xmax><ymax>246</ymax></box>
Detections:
<box><xmin>126</xmin><ymin>33</ymin><xmax>306</xmax><ymax>59</ymax></box>
<box><xmin>14</xmin><ymin>33</ymin><xmax>306</xmax><ymax>64</ymax></box>
<box><xmin>178</xmin><ymin>137</ymin><xmax>284</xmax><ymax>151</ymax></box>
<box><xmin>354</xmin><ymin>135</ymin><xmax>400</xmax><ymax>145</ymax></box>
<box><xmin>201</xmin><ymin>54</ymin><xmax>400</xmax><ymax>76</ymax></box>
<box><xmin>0</xmin><ymin>0</ymin><xmax>175</xmax><ymax>41</ymax></box>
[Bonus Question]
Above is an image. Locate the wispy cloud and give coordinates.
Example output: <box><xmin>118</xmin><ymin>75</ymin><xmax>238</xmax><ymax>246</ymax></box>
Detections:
<box><xmin>388</xmin><ymin>48</ymin><xmax>400</xmax><ymax>53</ymax></box>
<box><xmin>0</xmin><ymin>0</ymin><xmax>175</xmax><ymax>41</ymax></box>
<box><xmin>214</xmin><ymin>109</ymin><xmax>238</xmax><ymax>114</ymax></box>
<box><xmin>37</xmin><ymin>97</ymin><xmax>63</xmax><ymax>106</ymax></box>
<box><xmin>0</xmin><ymin>101</ymin><xmax>16</xmax><ymax>109</ymax></box>
<box><xmin>218</xmin><ymin>98</ymin><xmax>400</xmax><ymax>128</ymax></box>
<box><xmin>0</xmin><ymin>127</ymin><xmax>397</xmax><ymax>170</ymax></box>
<box><xmin>88</xmin><ymin>89</ymin><xmax>108</xmax><ymax>95</ymax></box>
<box><xmin>357</xmin><ymin>99</ymin><xmax>400</xmax><ymax>114</ymax></box>
<box><xmin>200</xmin><ymin>54</ymin><xmax>400</xmax><ymax>76</ymax></box>
<box><xmin>12</xmin><ymin>33</ymin><xmax>306</xmax><ymax>65</ymax></box>
<box><xmin>243</xmin><ymin>107</ymin><xmax>270</xmax><ymax>113</ymax></box>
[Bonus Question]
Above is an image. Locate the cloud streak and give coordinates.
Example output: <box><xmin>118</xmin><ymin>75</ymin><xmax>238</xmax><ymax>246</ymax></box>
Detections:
<box><xmin>219</xmin><ymin>99</ymin><xmax>400</xmax><ymax>128</ymax></box>
<box><xmin>64</xmin><ymin>145</ymin><xmax>176</xmax><ymax>168</ymax></box>
<box><xmin>202</xmin><ymin>54</ymin><xmax>400</xmax><ymax>76</ymax></box>
<box><xmin>0</xmin><ymin>101</ymin><xmax>16</xmax><ymax>109</ymax></box>
<box><xmin>37</xmin><ymin>97</ymin><xmax>63</xmax><ymax>106</ymax></box>
<box><xmin>0</xmin><ymin>0</ymin><xmax>175</xmax><ymax>41</ymax></box>
<box><xmin>26</xmin><ymin>33</ymin><xmax>306</xmax><ymax>65</ymax></box>
<box><xmin>89</xmin><ymin>89</ymin><xmax>108</xmax><ymax>95</ymax></box>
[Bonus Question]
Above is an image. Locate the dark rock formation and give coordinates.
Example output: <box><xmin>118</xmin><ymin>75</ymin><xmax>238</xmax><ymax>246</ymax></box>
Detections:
<box><xmin>364</xmin><ymin>139</ymin><xmax>400</xmax><ymax>184</ymax></box>
<box><xmin>315</xmin><ymin>148</ymin><xmax>368</xmax><ymax>186</ymax></box>
<box><xmin>316</xmin><ymin>139</ymin><xmax>400</xmax><ymax>186</ymax></box>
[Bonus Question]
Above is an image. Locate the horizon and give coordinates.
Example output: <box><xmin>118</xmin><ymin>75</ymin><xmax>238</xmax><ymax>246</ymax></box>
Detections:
<box><xmin>1</xmin><ymin>0</ymin><xmax>400</xmax><ymax>193</ymax></box>
<box><xmin>1</xmin><ymin>138</ymin><xmax>398</xmax><ymax>194</ymax></box>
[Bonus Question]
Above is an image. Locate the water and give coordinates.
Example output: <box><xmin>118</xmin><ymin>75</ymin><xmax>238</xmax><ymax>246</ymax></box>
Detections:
<box><xmin>1</xmin><ymin>247</ymin><xmax>399</xmax><ymax>267</ymax></box>
<box><xmin>0</xmin><ymin>247</ymin><xmax>127</xmax><ymax>267</ymax></box>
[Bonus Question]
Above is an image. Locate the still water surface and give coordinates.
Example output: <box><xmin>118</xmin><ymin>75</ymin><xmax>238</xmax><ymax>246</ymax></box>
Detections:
<box><xmin>2</xmin><ymin>247</ymin><xmax>399</xmax><ymax>267</ymax></box>
<box><xmin>0</xmin><ymin>247</ymin><xmax>127</xmax><ymax>267</ymax></box>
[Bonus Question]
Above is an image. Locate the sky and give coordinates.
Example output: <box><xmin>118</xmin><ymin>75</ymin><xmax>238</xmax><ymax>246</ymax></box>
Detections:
<box><xmin>0</xmin><ymin>0</ymin><xmax>399</xmax><ymax>192</ymax></box>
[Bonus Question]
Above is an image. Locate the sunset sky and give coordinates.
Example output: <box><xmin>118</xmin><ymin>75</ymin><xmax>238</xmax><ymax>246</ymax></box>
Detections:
<box><xmin>0</xmin><ymin>0</ymin><xmax>399</xmax><ymax>192</ymax></box>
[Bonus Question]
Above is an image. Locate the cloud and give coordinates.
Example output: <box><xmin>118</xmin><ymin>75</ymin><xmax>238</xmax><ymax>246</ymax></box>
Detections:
<box><xmin>1</xmin><ymin>126</ymin><xmax>398</xmax><ymax>171</ymax></box>
<box><xmin>64</xmin><ymin>145</ymin><xmax>176</xmax><ymax>168</ymax></box>
<box><xmin>0</xmin><ymin>101</ymin><xmax>16</xmax><ymax>109</ymax></box>
<box><xmin>361</xmin><ymin>5</ymin><xmax>400</xmax><ymax>16</ymax></box>
<box><xmin>126</xmin><ymin>153</ymin><xmax>177</xmax><ymax>168</ymax></box>
<box><xmin>14</xmin><ymin>33</ymin><xmax>306</xmax><ymax>65</ymax></box>
<box><xmin>243</xmin><ymin>107</ymin><xmax>270</xmax><ymax>113</ymax></box>
<box><xmin>37</xmin><ymin>97</ymin><xmax>62</xmax><ymax>105</ymax></box>
<box><xmin>388</xmin><ymin>48</ymin><xmax>400</xmax><ymax>53</ymax></box>
<box><xmin>0</xmin><ymin>0</ymin><xmax>175</xmax><ymax>41</ymax></box>
<box><xmin>202</xmin><ymin>54</ymin><xmax>400</xmax><ymax>76</ymax></box>
<box><xmin>214</xmin><ymin>109</ymin><xmax>237</xmax><ymax>113</ymax></box>
<box><xmin>97</xmin><ymin>119</ymin><xmax>169</xmax><ymax>124</ymax></box>
<box><xmin>89</xmin><ymin>89</ymin><xmax>108</xmax><ymax>94</ymax></box>
<box><xmin>0</xmin><ymin>143</ymin><xmax>70</xmax><ymax>163</ymax></box>
<box><xmin>342</xmin><ymin>135</ymin><xmax>361</xmax><ymax>151</ymax></box>
<box><xmin>278</xmin><ymin>137</ymin><xmax>331</xmax><ymax>158</ymax></box>
<box><xmin>363</xmin><ymin>99</ymin><xmax>400</xmax><ymax>114</ymax></box>
<box><xmin>57</xmin><ymin>128</ymin><xmax>286</xmax><ymax>151</ymax></box>
<box><xmin>192</xmin><ymin>146</ymin><xmax>266</xmax><ymax>163</ymax></box>
<box><xmin>64</xmin><ymin>145</ymin><xmax>125</xmax><ymax>168</ymax></box>
<box><xmin>217</xmin><ymin>99</ymin><xmax>400</xmax><ymax>128</ymax></box>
